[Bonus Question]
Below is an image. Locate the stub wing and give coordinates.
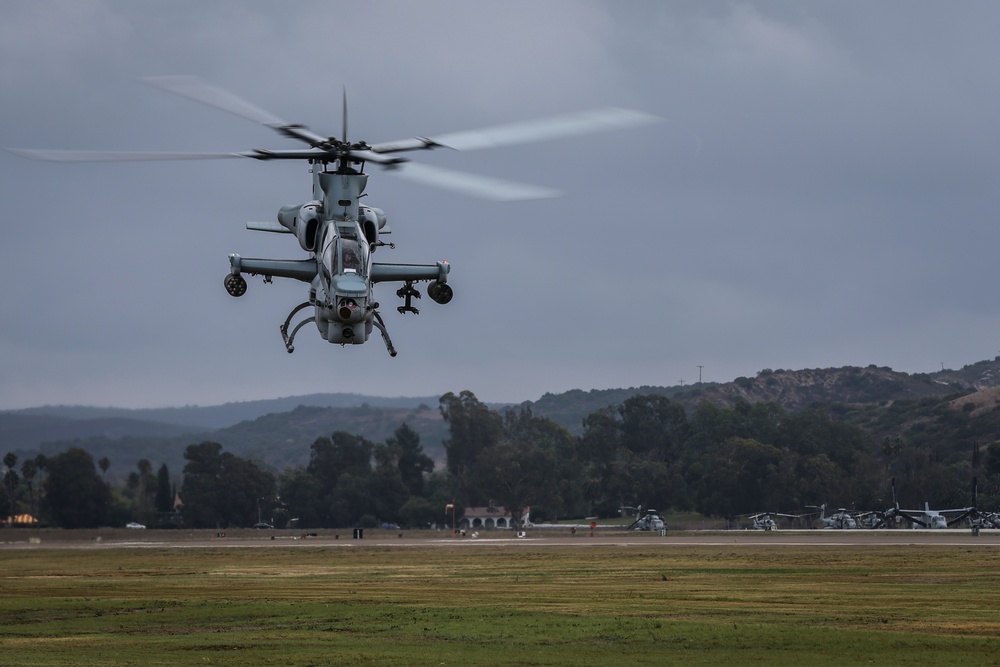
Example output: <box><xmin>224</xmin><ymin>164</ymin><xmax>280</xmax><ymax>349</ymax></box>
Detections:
<box><xmin>371</xmin><ymin>261</ymin><xmax>450</xmax><ymax>284</ymax></box>
<box><xmin>229</xmin><ymin>255</ymin><xmax>317</xmax><ymax>282</ymax></box>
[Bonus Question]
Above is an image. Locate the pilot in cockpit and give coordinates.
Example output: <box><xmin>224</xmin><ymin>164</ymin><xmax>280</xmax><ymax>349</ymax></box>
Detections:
<box><xmin>342</xmin><ymin>250</ymin><xmax>359</xmax><ymax>271</ymax></box>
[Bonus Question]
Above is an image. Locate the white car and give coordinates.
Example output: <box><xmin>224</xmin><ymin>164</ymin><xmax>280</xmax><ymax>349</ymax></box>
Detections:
<box><xmin>125</xmin><ymin>522</ymin><xmax>146</xmax><ymax>529</ymax></box>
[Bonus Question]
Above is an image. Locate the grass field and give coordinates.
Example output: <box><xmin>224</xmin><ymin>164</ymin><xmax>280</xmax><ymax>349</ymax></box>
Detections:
<box><xmin>1</xmin><ymin>536</ymin><xmax>999</xmax><ymax>665</ymax></box>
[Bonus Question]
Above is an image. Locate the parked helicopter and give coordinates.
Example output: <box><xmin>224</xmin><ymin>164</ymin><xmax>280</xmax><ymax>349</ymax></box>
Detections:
<box><xmin>947</xmin><ymin>478</ymin><xmax>1000</xmax><ymax>530</ymax></box>
<box><xmin>7</xmin><ymin>76</ymin><xmax>660</xmax><ymax>355</ymax></box>
<box><xmin>622</xmin><ymin>506</ymin><xmax>666</xmax><ymax>531</ymax></box>
<box><xmin>853</xmin><ymin>510</ymin><xmax>887</xmax><ymax>529</ymax></box>
<box><xmin>874</xmin><ymin>477</ymin><xmax>996</xmax><ymax>529</ymax></box>
<box><xmin>745</xmin><ymin>512</ymin><xmax>800</xmax><ymax>531</ymax></box>
<box><xmin>806</xmin><ymin>505</ymin><xmax>859</xmax><ymax>530</ymax></box>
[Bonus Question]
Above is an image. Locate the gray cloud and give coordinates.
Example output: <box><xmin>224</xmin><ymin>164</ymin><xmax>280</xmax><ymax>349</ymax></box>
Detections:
<box><xmin>3</xmin><ymin>1</ymin><xmax>999</xmax><ymax>408</ymax></box>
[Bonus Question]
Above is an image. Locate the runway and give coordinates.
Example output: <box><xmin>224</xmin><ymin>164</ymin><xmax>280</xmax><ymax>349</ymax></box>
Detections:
<box><xmin>2</xmin><ymin>528</ymin><xmax>998</xmax><ymax>550</ymax></box>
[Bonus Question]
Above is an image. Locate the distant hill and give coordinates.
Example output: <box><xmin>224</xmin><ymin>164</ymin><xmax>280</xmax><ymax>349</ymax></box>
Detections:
<box><xmin>9</xmin><ymin>392</ymin><xmax>441</xmax><ymax>429</ymax></box>
<box><xmin>0</xmin><ymin>413</ymin><xmax>208</xmax><ymax>452</ymax></box>
<box><xmin>521</xmin><ymin>386</ymin><xmax>694</xmax><ymax>435</ymax></box>
<box><xmin>6</xmin><ymin>359</ymin><xmax>1000</xmax><ymax>481</ymax></box>
<box><xmin>206</xmin><ymin>403</ymin><xmax>448</xmax><ymax>471</ymax></box>
<box><xmin>684</xmin><ymin>360</ymin><xmax>1000</xmax><ymax>412</ymax></box>
<box><xmin>672</xmin><ymin>365</ymin><xmax>962</xmax><ymax>411</ymax></box>
<box><xmin>948</xmin><ymin>385</ymin><xmax>1000</xmax><ymax>418</ymax></box>
<box><xmin>2</xmin><ymin>394</ymin><xmax>448</xmax><ymax>481</ymax></box>
<box><xmin>6</xmin><ymin>403</ymin><xmax>447</xmax><ymax>482</ymax></box>
<box><xmin>522</xmin><ymin>360</ymin><xmax>1000</xmax><ymax>433</ymax></box>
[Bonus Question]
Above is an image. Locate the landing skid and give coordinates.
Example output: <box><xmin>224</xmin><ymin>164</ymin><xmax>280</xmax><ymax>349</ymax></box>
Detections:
<box><xmin>280</xmin><ymin>301</ymin><xmax>313</xmax><ymax>353</ymax></box>
<box><xmin>373</xmin><ymin>309</ymin><xmax>397</xmax><ymax>357</ymax></box>
<box><xmin>278</xmin><ymin>301</ymin><xmax>398</xmax><ymax>357</ymax></box>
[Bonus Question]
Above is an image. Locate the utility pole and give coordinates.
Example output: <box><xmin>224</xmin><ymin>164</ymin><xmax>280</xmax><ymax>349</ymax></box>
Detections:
<box><xmin>697</xmin><ymin>365</ymin><xmax>704</xmax><ymax>384</ymax></box>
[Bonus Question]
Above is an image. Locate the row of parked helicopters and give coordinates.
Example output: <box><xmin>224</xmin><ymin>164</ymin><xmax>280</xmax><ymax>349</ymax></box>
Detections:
<box><xmin>743</xmin><ymin>478</ymin><xmax>1000</xmax><ymax>531</ymax></box>
<box><xmin>625</xmin><ymin>478</ymin><xmax>1000</xmax><ymax>532</ymax></box>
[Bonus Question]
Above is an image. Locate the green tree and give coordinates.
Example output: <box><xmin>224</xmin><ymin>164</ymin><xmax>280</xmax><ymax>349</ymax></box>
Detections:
<box><xmin>579</xmin><ymin>395</ymin><xmax>690</xmax><ymax>514</ymax></box>
<box><xmin>180</xmin><ymin>442</ymin><xmax>225</xmax><ymax>528</ymax></box>
<box><xmin>155</xmin><ymin>463</ymin><xmax>173</xmax><ymax>514</ymax></box>
<box><xmin>423</xmin><ymin>471</ymin><xmax>460</xmax><ymax>522</ymax></box>
<box><xmin>299</xmin><ymin>432</ymin><xmax>377</xmax><ymax>527</ymax></box>
<box><xmin>388</xmin><ymin>423</ymin><xmax>434</xmax><ymax>496</ymax></box>
<box><xmin>983</xmin><ymin>442</ymin><xmax>1000</xmax><ymax>479</ymax></box>
<box><xmin>124</xmin><ymin>471</ymin><xmax>142</xmax><ymax>515</ymax></box>
<box><xmin>217</xmin><ymin>455</ymin><xmax>277</xmax><ymax>527</ymax></box>
<box><xmin>327</xmin><ymin>472</ymin><xmax>374</xmax><ymax>527</ymax></box>
<box><xmin>136</xmin><ymin>459</ymin><xmax>156</xmax><ymax>515</ymax></box>
<box><xmin>370</xmin><ymin>462</ymin><xmax>410</xmax><ymax>525</ymax></box>
<box><xmin>473</xmin><ymin>440</ymin><xmax>557</xmax><ymax>529</ymax></box>
<box><xmin>788</xmin><ymin>453</ymin><xmax>844</xmax><ymax>508</ymax></box>
<box><xmin>308</xmin><ymin>432</ymin><xmax>373</xmax><ymax>482</ymax></box>
<box><xmin>691</xmin><ymin>437</ymin><xmax>783</xmax><ymax>519</ymax></box>
<box><xmin>617</xmin><ymin>394</ymin><xmax>689</xmax><ymax>461</ymax></box>
<box><xmin>20</xmin><ymin>458</ymin><xmax>38</xmax><ymax>520</ymax></box>
<box><xmin>604</xmin><ymin>449</ymin><xmax>673</xmax><ymax>514</ymax></box>
<box><xmin>440</xmin><ymin>391</ymin><xmax>502</xmax><ymax>504</ymax></box>
<box><xmin>502</xmin><ymin>406</ymin><xmax>583</xmax><ymax>519</ymax></box>
<box><xmin>278</xmin><ymin>467</ymin><xmax>323</xmax><ymax>528</ymax></box>
<box><xmin>578</xmin><ymin>406</ymin><xmax>620</xmax><ymax>514</ymax></box>
<box><xmin>397</xmin><ymin>496</ymin><xmax>440</xmax><ymax>529</ymax></box>
<box><xmin>180</xmin><ymin>442</ymin><xmax>275</xmax><ymax>528</ymax></box>
<box><xmin>42</xmin><ymin>448</ymin><xmax>111</xmax><ymax>528</ymax></box>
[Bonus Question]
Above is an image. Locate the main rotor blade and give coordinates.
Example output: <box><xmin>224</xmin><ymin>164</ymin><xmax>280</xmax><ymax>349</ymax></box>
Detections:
<box><xmin>370</xmin><ymin>107</ymin><xmax>662</xmax><ymax>154</ymax></box>
<box><xmin>139</xmin><ymin>75</ymin><xmax>329</xmax><ymax>147</ymax></box>
<box><xmin>6</xmin><ymin>146</ymin><xmax>405</xmax><ymax>164</ymax></box>
<box><xmin>388</xmin><ymin>162</ymin><xmax>560</xmax><ymax>201</ymax></box>
<box><xmin>5</xmin><ymin>148</ymin><xmax>252</xmax><ymax>162</ymax></box>
<box><xmin>140</xmin><ymin>75</ymin><xmax>286</xmax><ymax>126</ymax></box>
<box><xmin>947</xmin><ymin>510</ymin><xmax>973</xmax><ymax>527</ymax></box>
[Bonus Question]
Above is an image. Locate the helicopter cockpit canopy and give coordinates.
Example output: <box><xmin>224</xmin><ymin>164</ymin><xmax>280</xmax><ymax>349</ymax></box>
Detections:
<box><xmin>339</xmin><ymin>237</ymin><xmax>367</xmax><ymax>276</ymax></box>
<box><xmin>317</xmin><ymin>224</ymin><xmax>369</xmax><ymax>313</ymax></box>
<box><xmin>320</xmin><ymin>228</ymin><xmax>368</xmax><ymax>278</ymax></box>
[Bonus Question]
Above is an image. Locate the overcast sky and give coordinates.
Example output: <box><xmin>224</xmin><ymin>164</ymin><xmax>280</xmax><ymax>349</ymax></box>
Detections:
<box><xmin>3</xmin><ymin>1</ymin><xmax>1000</xmax><ymax>409</ymax></box>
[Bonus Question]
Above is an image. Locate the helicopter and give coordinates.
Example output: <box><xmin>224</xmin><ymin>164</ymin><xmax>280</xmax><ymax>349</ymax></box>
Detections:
<box><xmin>622</xmin><ymin>505</ymin><xmax>666</xmax><ymax>532</ymax></box>
<box><xmin>745</xmin><ymin>512</ymin><xmax>800</xmax><ymax>531</ymax></box>
<box><xmin>873</xmin><ymin>477</ymin><xmax>996</xmax><ymax>529</ymax></box>
<box><xmin>944</xmin><ymin>478</ymin><xmax>1000</xmax><ymax>531</ymax></box>
<box><xmin>7</xmin><ymin>76</ymin><xmax>660</xmax><ymax>355</ymax></box>
<box><xmin>854</xmin><ymin>511</ymin><xmax>888</xmax><ymax>529</ymax></box>
<box><xmin>806</xmin><ymin>504</ymin><xmax>859</xmax><ymax>529</ymax></box>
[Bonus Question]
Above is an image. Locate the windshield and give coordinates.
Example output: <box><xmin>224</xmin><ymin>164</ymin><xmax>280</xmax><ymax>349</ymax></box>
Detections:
<box><xmin>339</xmin><ymin>238</ymin><xmax>367</xmax><ymax>277</ymax></box>
<box><xmin>319</xmin><ymin>228</ymin><xmax>369</xmax><ymax>293</ymax></box>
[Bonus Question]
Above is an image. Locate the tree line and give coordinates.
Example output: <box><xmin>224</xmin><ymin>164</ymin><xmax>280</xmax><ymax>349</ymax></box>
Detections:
<box><xmin>5</xmin><ymin>390</ymin><xmax>1000</xmax><ymax>529</ymax></box>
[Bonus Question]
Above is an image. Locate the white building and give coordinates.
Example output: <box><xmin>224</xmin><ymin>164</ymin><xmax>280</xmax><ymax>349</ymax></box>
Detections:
<box><xmin>458</xmin><ymin>506</ymin><xmax>531</xmax><ymax>530</ymax></box>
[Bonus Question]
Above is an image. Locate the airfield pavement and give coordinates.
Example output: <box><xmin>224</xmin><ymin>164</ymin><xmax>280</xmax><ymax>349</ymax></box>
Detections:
<box><xmin>2</xmin><ymin>527</ymin><xmax>998</xmax><ymax>550</ymax></box>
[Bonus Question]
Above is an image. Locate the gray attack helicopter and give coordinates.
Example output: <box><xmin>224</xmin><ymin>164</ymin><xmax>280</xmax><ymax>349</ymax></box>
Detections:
<box><xmin>8</xmin><ymin>76</ymin><xmax>660</xmax><ymax>356</ymax></box>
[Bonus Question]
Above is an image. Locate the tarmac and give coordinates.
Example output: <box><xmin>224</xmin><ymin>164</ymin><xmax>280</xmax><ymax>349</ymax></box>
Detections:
<box><xmin>2</xmin><ymin>528</ymin><xmax>998</xmax><ymax>550</ymax></box>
